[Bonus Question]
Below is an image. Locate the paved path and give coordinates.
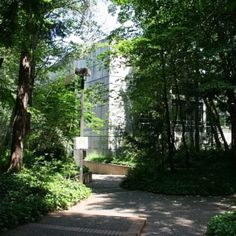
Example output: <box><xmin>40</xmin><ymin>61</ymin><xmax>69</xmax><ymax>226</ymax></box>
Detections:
<box><xmin>2</xmin><ymin>174</ymin><xmax>236</xmax><ymax>235</ymax></box>
<box><xmin>75</xmin><ymin>175</ymin><xmax>235</xmax><ymax>235</ymax></box>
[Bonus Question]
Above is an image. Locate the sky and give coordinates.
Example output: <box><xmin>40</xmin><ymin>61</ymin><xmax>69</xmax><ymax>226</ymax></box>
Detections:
<box><xmin>92</xmin><ymin>0</ymin><xmax>133</xmax><ymax>38</ymax></box>
<box><xmin>66</xmin><ymin>0</ymin><xmax>119</xmax><ymax>44</ymax></box>
<box><xmin>93</xmin><ymin>0</ymin><xmax>119</xmax><ymax>34</ymax></box>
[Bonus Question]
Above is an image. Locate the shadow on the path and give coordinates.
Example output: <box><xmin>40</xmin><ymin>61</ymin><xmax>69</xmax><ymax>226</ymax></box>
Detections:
<box><xmin>2</xmin><ymin>174</ymin><xmax>235</xmax><ymax>236</ymax></box>
<box><xmin>88</xmin><ymin>175</ymin><xmax>126</xmax><ymax>193</ymax></box>
<box><xmin>86</xmin><ymin>175</ymin><xmax>235</xmax><ymax>235</ymax></box>
<box><xmin>1</xmin><ymin>211</ymin><xmax>145</xmax><ymax>236</ymax></box>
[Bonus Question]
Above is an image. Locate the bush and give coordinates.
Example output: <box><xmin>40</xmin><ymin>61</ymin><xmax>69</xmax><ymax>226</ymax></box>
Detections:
<box><xmin>86</xmin><ymin>152</ymin><xmax>113</xmax><ymax>164</ymax></box>
<box><xmin>206</xmin><ymin>211</ymin><xmax>236</xmax><ymax>236</ymax></box>
<box><xmin>86</xmin><ymin>152</ymin><xmax>137</xmax><ymax>167</ymax></box>
<box><xmin>0</xmin><ymin>157</ymin><xmax>91</xmax><ymax>232</ymax></box>
<box><xmin>85</xmin><ymin>134</ymin><xmax>143</xmax><ymax>167</ymax></box>
<box><xmin>121</xmin><ymin>150</ymin><xmax>236</xmax><ymax>196</ymax></box>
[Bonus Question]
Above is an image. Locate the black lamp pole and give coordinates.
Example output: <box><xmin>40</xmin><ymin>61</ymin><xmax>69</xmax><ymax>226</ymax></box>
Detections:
<box><xmin>75</xmin><ymin>67</ymin><xmax>89</xmax><ymax>183</ymax></box>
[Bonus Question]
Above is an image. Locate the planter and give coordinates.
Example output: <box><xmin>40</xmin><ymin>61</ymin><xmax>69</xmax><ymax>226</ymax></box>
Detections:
<box><xmin>84</xmin><ymin>161</ymin><xmax>129</xmax><ymax>175</ymax></box>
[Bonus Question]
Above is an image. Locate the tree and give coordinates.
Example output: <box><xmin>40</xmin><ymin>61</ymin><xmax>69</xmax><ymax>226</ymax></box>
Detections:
<box><xmin>0</xmin><ymin>0</ymin><xmax>92</xmax><ymax>171</ymax></box>
<box><xmin>110</xmin><ymin>0</ymin><xmax>236</xmax><ymax>169</ymax></box>
<box><xmin>24</xmin><ymin>72</ymin><xmax>105</xmax><ymax>160</ymax></box>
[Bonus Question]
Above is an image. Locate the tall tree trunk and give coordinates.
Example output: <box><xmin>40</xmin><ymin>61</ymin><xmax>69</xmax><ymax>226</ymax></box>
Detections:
<box><xmin>203</xmin><ymin>98</ymin><xmax>222</xmax><ymax>149</ymax></box>
<box><xmin>161</xmin><ymin>51</ymin><xmax>174</xmax><ymax>172</ymax></box>
<box><xmin>0</xmin><ymin>58</ymin><xmax>3</xmax><ymax>67</ymax></box>
<box><xmin>227</xmin><ymin>90</ymin><xmax>236</xmax><ymax>151</ymax></box>
<box><xmin>194</xmin><ymin>97</ymin><xmax>200</xmax><ymax>152</ymax></box>
<box><xmin>188</xmin><ymin>102</ymin><xmax>195</xmax><ymax>149</ymax></box>
<box><xmin>219</xmin><ymin>43</ymin><xmax>236</xmax><ymax>151</ymax></box>
<box><xmin>209</xmin><ymin>98</ymin><xmax>229</xmax><ymax>150</ymax></box>
<box><xmin>171</xmin><ymin>58</ymin><xmax>189</xmax><ymax>166</ymax></box>
<box><xmin>178</xmin><ymin>96</ymin><xmax>190</xmax><ymax>166</ymax></box>
<box><xmin>230</xmin><ymin>113</ymin><xmax>236</xmax><ymax>156</ymax></box>
<box><xmin>26</xmin><ymin>53</ymin><xmax>36</xmax><ymax>135</ymax></box>
<box><xmin>8</xmin><ymin>51</ymin><xmax>31</xmax><ymax>171</ymax></box>
<box><xmin>171</xmin><ymin>99</ymin><xmax>178</xmax><ymax>136</ymax></box>
<box><xmin>210</xmin><ymin>122</ymin><xmax>222</xmax><ymax>149</ymax></box>
<box><xmin>194</xmin><ymin>52</ymin><xmax>200</xmax><ymax>152</ymax></box>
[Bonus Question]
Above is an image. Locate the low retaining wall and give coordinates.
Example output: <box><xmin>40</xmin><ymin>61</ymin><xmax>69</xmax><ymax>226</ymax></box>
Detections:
<box><xmin>84</xmin><ymin>161</ymin><xmax>129</xmax><ymax>175</ymax></box>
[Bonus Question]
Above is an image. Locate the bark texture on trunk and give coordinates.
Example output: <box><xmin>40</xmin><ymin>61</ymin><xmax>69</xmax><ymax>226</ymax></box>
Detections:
<box><xmin>172</xmin><ymin>59</ymin><xmax>189</xmax><ymax>166</ymax></box>
<box><xmin>227</xmin><ymin>90</ymin><xmax>236</xmax><ymax>150</ymax></box>
<box><xmin>209</xmin><ymin>99</ymin><xmax>229</xmax><ymax>150</ymax></box>
<box><xmin>8</xmin><ymin>51</ymin><xmax>31</xmax><ymax>171</ymax></box>
<box><xmin>0</xmin><ymin>58</ymin><xmax>3</xmax><ymax>67</ymax></box>
<box><xmin>203</xmin><ymin>99</ymin><xmax>218</xmax><ymax>148</ymax></box>
<box><xmin>161</xmin><ymin>51</ymin><xmax>174</xmax><ymax>172</ymax></box>
<box><xmin>230</xmin><ymin>111</ymin><xmax>236</xmax><ymax>148</ymax></box>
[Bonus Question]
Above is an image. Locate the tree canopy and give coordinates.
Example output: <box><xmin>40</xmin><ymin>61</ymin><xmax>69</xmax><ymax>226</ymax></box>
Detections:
<box><xmin>109</xmin><ymin>0</ymin><xmax>236</xmax><ymax>170</ymax></box>
<box><xmin>0</xmin><ymin>0</ymin><xmax>100</xmax><ymax>171</ymax></box>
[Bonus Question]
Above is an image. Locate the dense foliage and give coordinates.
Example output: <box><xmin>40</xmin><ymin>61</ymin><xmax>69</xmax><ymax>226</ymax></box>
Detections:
<box><xmin>25</xmin><ymin>75</ymin><xmax>105</xmax><ymax>158</ymax></box>
<box><xmin>85</xmin><ymin>137</ymin><xmax>139</xmax><ymax>167</ymax></box>
<box><xmin>104</xmin><ymin>8</ymin><xmax>236</xmax><ymax>236</ymax></box>
<box><xmin>109</xmin><ymin>0</ymin><xmax>236</xmax><ymax>196</ymax></box>
<box><xmin>0</xmin><ymin>0</ymin><xmax>94</xmax><ymax>170</ymax></box>
<box><xmin>111</xmin><ymin>0</ymin><xmax>236</xmax><ymax>170</ymax></box>
<box><xmin>0</xmin><ymin>156</ymin><xmax>91</xmax><ymax>232</ymax></box>
<box><xmin>121</xmin><ymin>150</ymin><xmax>236</xmax><ymax>196</ymax></box>
<box><xmin>1</xmin><ymin>0</ymin><xmax>236</xmax><ymax>233</ymax></box>
<box><xmin>0</xmin><ymin>1</ymin><xmax>101</xmax><ymax>232</ymax></box>
<box><xmin>206</xmin><ymin>211</ymin><xmax>236</xmax><ymax>236</ymax></box>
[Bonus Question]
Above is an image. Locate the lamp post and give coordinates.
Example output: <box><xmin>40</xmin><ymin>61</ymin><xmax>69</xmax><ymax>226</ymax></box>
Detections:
<box><xmin>74</xmin><ymin>67</ymin><xmax>89</xmax><ymax>183</ymax></box>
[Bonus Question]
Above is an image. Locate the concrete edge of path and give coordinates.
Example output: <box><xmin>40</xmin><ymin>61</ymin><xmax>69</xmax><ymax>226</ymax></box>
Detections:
<box><xmin>124</xmin><ymin>216</ymin><xmax>147</xmax><ymax>236</ymax></box>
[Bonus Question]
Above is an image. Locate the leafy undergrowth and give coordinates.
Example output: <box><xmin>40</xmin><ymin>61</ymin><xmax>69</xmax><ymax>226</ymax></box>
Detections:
<box><xmin>206</xmin><ymin>211</ymin><xmax>236</xmax><ymax>236</ymax></box>
<box><xmin>85</xmin><ymin>152</ymin><xmax>136</xmax><ymax>167</ymax></box>
<box><xmin>0</xmin><ymin>158</ymin><xmax>91</xmax><ymax>232</ymax></box>
<box><xmin>121</xmin><ymin>151</ymin><xmax>236</xmax><ymax>196</ymax></box>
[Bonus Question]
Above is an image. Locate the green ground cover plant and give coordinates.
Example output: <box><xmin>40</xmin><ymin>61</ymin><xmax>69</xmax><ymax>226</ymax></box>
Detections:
<box><xmin>0</xmin><ymin>157</ymin><xmax>91</xmax><ymax>232</ymax></box>
<box><xmin>206</xmin><ymin>211</ymin><xmax>236</xmax><ymax>236</ymax></box>
<box><xmin>85</xmin><ymin>152</ymin><xmax>136</xmax><ymax>167</ymax></box>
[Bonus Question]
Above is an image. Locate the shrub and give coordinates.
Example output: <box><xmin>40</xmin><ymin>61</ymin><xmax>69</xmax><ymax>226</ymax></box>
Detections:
<box><xmin>86</xmin><ymin>152</ymin><xmax>113</xmax><ymax>164</ymax></box>
<box><xmin>0</xmin><ymin>157</ymin><xmax>91</xmax><ymax>232</ymax></box>
<box><xmin>121</xmin><ymin>150</ymin><xmax>236</xmax><ymax>196</ymax></box>
<box><xmin>85</xmin><ymin>134</ymin><xmax>144</xmax><ymax>168</ymax></box>
<box><xmin>206</xmin><ymin>211</ymin><xmax>236</xmax><ymax>236</ymax></box>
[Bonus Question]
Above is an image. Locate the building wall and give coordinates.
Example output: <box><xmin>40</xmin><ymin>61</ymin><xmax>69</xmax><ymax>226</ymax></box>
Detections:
<box><xmin>75</xmin><ymin>47</ymin><xmax>130</xmax><ymax>154</ymax></box>
<box><xmin>108</xmin><ymin>57</ymin><xmax>130</xmax><ymax>151</ymax></box>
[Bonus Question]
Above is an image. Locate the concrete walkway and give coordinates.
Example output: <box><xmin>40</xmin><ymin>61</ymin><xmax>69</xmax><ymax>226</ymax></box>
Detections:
<box><xmin>2</xmin><ymin>174</ymin><xmax>236</xmax><ymax>236</ymax></box>
<box><xmin>73</xmin><ymin>175</ymin><xmax>236</xmax><ymax>235</ymax></box>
